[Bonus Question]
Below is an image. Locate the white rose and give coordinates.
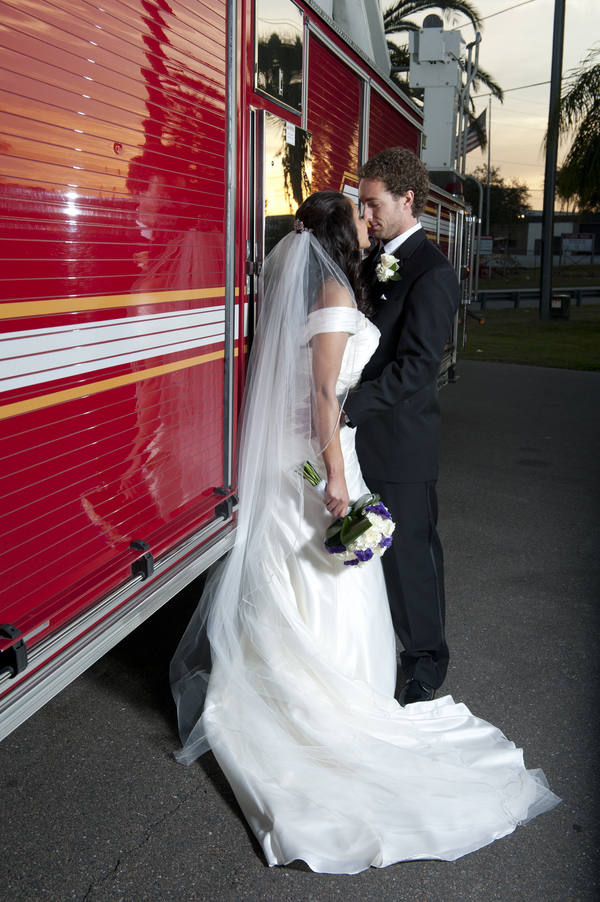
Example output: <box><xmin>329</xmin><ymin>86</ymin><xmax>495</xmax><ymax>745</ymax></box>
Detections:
<box><xmin>375</xmin><ymin>253</ymin><xmax>400</xmax><ymax>283</ymax></box>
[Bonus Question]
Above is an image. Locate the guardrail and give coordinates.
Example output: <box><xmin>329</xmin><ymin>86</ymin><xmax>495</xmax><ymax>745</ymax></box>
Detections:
<box><xmin>476</xmin><ymin>287</ymin><xmax>600</xmax><ymax>309</ymax></box>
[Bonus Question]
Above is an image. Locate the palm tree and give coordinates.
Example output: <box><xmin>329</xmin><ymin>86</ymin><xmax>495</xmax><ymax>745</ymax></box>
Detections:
<box><xmin>552</xmin><ymin>45</ymin><xmax>600</xmax><ymax>212</ymax></box>
<box><xmin>383</xmin><ymin>0</ymin><xmax>482</xmax><ymax>35</ymax></box>
<box><xmin>384</xmin><ymin>0</ymin><xmax>504</xmax><ymax>139</ymax></box>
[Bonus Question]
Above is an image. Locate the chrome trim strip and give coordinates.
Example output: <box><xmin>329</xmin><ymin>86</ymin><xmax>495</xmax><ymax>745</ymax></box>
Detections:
<box><xmin>255</xmin><ymin>110</ymin><xmax>266</xmax><ymax>318</ymax></box>
<box><xmin>223</xmin><ymin>0</ymin><xmax>238</xmax><ymax>487</ymax></box>
<box><xmin>302</xmin><ymin>17</ymin><xmax>310</xmax><ymax>131</ymax></box>
<box><xmin>360</xmin><ymin>80</ymin><xmax>370</xmax><ymax>165</ymax></box>
<box><xmin>428</xmin><ymin>183</ymin><xmax>468</xmax><ymax>208</ymax></box>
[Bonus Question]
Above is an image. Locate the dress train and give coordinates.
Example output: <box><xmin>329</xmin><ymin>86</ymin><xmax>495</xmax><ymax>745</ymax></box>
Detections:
<box><xmin>199</xmin><ymin>425</ymin><xmax>559</xmax><ymax>874</ymax></box>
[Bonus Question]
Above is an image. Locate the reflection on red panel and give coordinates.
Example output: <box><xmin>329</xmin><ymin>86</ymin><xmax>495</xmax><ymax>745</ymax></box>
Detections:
<box><xmin>0</xmin><ymin>0</ymin><xmax>231</xmax><ymax>645</ymax></box>
<box><xmin>306</xmin><ymin>37</ymin><xmax>361</xmax><ymax>194</ymax></box>
<box><xmin>0</xmin><ymin>0</ymin><xmax>227</xmax><ymax>303</ymax></box>
<box><xmin>369</xmin><ymin>89</ymin><xmax>420</xmax><ymax>157</ymax></box>
<box><xmin>0</xmin><ymin>358</ymin><xmax>224</xmax><ymax>622</ymax></box>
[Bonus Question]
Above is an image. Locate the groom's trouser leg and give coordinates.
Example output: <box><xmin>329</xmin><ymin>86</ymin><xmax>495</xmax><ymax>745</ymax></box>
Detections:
<box><xmin>363</xmin><ymin>478</ymin><xmax>449</xmax><ymax>689</ymax></box>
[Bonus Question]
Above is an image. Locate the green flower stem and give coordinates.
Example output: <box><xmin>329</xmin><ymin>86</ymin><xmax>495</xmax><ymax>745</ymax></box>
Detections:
<box><xmin>301</xmin><ymin>461</ymin><xmax>322</xmax><ymax>487</ymax></box>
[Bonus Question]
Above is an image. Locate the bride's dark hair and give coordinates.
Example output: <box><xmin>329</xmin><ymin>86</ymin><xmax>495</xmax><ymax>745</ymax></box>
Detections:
<box><xmin>295</xmin><ymin>191</ymin><xmax>370</xmax><ymax>315</ymax></box>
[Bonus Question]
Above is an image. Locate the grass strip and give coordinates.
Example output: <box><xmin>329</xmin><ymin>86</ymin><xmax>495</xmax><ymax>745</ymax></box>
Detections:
<box><xmin>457</xmin><ymin>305</ymin><xmax>600</xmax><ymax>371</ymax></box>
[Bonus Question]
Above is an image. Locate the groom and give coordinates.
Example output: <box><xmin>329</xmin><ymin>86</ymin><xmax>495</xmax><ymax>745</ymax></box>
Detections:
<box><xmin>343</xmin><ymin>148</ymin><xmax>460</xmax><ymax>706</ymax></box>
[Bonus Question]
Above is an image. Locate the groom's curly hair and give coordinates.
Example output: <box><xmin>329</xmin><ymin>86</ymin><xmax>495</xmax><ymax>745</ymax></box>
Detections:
<box><xmin>358</xmin><ymin>148</ymin><xmax>430</xmax><ymax>218</ymax></box>
<box><xmin>295</xmin><ymin>191</ymin><xmax>370</xmax><ymax>315</ymax></box>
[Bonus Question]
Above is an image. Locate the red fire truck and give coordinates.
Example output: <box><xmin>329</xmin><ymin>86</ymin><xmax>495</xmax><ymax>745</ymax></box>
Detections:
<box><xmin>0</xmin><ymin>0</ymin><xmax>468</xmax><ymax>739</ymax></box>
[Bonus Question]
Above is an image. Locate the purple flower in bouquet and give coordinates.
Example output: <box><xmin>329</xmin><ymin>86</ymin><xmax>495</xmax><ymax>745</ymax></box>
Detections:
<box><xmin>344</xmin><ymin>548</ymin><xmax>374</xmax><ymax>566</ymax></box>
<box><xmin>365</xmin><ymin>502</ymin><xmax>392</xmax><ymax>521</ymax></box>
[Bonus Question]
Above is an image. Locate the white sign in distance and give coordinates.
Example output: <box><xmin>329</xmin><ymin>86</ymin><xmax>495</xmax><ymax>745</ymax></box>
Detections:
<box><xmin>476</xmin><ymin>236</ymin><xmax>494</xmax><ymax>255</ymax></box>
<box><xmin>562</xmin><ymin>233</ymin><xmax>594</xmax><ymax>253</ymax></box>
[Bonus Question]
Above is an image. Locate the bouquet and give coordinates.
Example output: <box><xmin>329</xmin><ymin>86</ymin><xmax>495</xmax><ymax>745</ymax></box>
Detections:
<box><xmin>301</xmin><ymin>462</ymin><xmax>395</xmax><ymax>567</ymax></box>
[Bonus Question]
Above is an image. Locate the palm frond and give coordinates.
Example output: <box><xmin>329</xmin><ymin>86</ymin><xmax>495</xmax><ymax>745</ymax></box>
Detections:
<box><xmin>556</xmin><ymin>47</ymin><xmax>600</xmax><ymax>137</ymax></box>
<box><xmin>387</xmin><ymin>41</ymin><xmax>417</xmax><ymax>94</ymax></box>
<box><xmin>471</xmin><ymin>65</ymin><xmax>504</xmax><ymax>103</ymax></box>
<box><xmin>383</xmin><ymin>0</ymin><xmax>482</xmax><ymax>34</ymax></box>
<box><xmin>557</xmin><ymin>104</ymin><xmax>600</xmax><ymax>211</ymax></box>
<box><xmin>387</xmin><ymin>41</ymin><xmax>411</xmax><ymax>66</ymax></box>
<box><xmin>384</xmin><ymin>14</ymin><xmax>422</xmax><ymax>33</ymax></box>
<box><xmin>546</xmin><ymin>45</ymin><xmax>600</xmax><ymax>211</ymax></box>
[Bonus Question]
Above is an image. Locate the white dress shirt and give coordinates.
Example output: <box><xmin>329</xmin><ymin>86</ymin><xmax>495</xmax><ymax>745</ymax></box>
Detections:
<box><xmin>383</xmin><ymin>222</ymin><xmax>422</xmax><ymax>256</ymax></box>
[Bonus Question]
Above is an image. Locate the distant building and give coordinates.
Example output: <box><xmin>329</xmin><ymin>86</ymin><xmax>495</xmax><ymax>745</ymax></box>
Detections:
<box><xmin>511</xmin><ymin>211</ymin><xmax>599</xmax><ymax>259</ymax></box>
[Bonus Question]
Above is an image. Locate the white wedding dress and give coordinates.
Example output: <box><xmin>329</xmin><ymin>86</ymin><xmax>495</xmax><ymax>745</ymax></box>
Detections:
<box><xmin>174</xmin><ymin>307</ymin><xmax>559</xmax><ymax>874</ymax></box>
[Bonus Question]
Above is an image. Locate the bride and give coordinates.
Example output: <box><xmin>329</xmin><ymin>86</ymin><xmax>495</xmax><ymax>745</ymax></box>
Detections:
<box><xmin>170</xmin><ymin>190</ymin><xmax>559</xmax><ymax>874</ymax></box>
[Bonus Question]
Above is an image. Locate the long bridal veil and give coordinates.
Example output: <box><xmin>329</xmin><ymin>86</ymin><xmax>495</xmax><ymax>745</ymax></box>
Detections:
<box><xmin>170</xmin><ymin>229</ymin><xmax>361</xmax><ymax>764</ymax></box>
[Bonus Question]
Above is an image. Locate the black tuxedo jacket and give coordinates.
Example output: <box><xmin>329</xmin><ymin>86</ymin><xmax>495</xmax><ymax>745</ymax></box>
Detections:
<box><xmin>344</xmin><ymin>228</ymin><xmax>460</xmax><ymax>483</ymax></box>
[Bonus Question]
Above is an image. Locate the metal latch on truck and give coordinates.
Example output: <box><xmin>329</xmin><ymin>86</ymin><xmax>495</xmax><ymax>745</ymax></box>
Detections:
<box><xmin>0</xmin><ymin>625</ymin><xmax>28</xmax><ymax>679</ymax></box>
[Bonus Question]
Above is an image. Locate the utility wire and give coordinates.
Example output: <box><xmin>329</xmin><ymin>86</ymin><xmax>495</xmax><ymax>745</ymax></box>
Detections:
<box><xmin>476</xmin><ymin>80</ymin><xmax>551</xmax><ymax>98</ymax></box>
<box><xmin>500</xmin><ymin>97</ymin><xmax>549</xmax><ymax>106</ymax></box>
<box><xmin>480</xmin><ymin>0</ymin><xmax>540</xmax><ymax>22</ymax></box>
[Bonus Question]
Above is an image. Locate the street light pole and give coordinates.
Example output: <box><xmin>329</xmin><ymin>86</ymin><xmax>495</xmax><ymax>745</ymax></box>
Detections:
<box><xmin>539</xmin><ymin>0</ymin><xmax>566</xmax><ymax>320</ymax></box>
<box><xmin>486</xmin><ymin>96</ymin><xmax>491</xmax><ymax>236</ymax></box>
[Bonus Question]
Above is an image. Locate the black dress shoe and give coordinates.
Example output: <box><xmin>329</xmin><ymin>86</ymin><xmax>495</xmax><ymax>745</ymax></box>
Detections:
<box><xmin>399</xmin><ymin>679</ymin><xmax>435</xmax><ymax>707</ymax></box>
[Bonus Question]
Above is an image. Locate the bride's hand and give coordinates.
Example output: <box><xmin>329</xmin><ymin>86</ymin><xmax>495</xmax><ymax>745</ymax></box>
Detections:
<box><xmin>324</xmin><ymin>474</ymin><xmax>350</xmax><ymax>519</ymax></box>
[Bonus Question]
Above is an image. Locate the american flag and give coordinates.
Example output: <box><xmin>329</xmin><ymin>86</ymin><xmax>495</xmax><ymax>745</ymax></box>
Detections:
<box><xmin>456</xmin><ymin>109</ymin><xmax>487</xmax><ymax>157</ymax></box>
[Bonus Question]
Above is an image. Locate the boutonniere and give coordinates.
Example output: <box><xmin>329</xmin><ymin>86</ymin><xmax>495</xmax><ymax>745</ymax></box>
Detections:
<box><xmin>375</xmin><ymin>253</ymin><xmax>402</xmax><ymax>283</ymax></box>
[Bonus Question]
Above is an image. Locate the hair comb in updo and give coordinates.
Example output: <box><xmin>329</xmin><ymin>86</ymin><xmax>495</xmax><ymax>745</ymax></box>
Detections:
<box><xmin>294</xmin><ymin>219</ymin><xmax>313</xmax><ymax>233</ymax></box>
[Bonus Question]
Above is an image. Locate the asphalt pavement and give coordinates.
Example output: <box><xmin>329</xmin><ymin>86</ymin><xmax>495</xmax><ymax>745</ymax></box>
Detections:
<box><xmin>1</xmin><ymin>359</ymin><xmax>599</xmax><ymax>902</ymax></box>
